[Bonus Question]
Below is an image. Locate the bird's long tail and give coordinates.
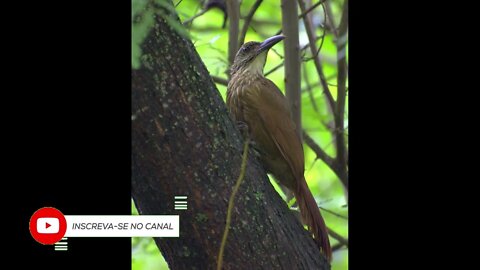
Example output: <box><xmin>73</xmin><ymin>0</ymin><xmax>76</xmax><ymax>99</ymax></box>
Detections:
<box><xmin>294</xmin><ymin>177</ymin><xmax>332</xmax><ymax>262</ymax></box>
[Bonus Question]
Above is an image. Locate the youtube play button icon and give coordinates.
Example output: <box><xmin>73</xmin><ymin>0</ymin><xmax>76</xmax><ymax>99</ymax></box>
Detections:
<box><xmin>37</xmin><ymin>217</ymin><xmax>59</xmax><ymax>234</ymax></box>
<box><xmin>29</xmin><ymin>207</ymin><xmax>67</xmax><ymax>244</ymax></box>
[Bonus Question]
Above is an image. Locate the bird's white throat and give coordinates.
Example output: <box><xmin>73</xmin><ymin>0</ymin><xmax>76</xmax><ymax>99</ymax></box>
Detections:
<box><xmin>245</xmin><ymin>51</ymin><xmax>268</xmax><ymax>76</ymax></box>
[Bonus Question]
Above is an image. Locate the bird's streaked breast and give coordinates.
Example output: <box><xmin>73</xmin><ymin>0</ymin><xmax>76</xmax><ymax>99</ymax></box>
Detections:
<box><xmin>227</xmin><ymin>71</ymin><xmax>263</xmax><ymax>122</ymax></box>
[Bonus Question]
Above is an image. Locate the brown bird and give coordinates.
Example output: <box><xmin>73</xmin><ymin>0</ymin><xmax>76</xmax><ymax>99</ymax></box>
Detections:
<box><xmin>227</xmin><ymin>35</ymin><xmax>332</xmax><ymax>261</ymax></box>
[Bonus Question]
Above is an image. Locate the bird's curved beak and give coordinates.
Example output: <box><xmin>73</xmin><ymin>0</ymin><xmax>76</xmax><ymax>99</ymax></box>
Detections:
<box><xmin>257</xmin><ymin>35</ymin><xmax>285</xmax><ymax>54</ymax></box>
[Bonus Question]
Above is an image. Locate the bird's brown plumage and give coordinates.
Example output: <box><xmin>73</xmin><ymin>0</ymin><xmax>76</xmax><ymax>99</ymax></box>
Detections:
<box><xmin>227</xmin><ymin>36</ymin><xmax>332</xmax><ymax>261</ymax></box>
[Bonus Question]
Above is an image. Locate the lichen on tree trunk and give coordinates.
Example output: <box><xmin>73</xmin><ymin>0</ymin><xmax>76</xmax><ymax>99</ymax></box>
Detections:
<box><xmin>131</xmin><ymin>3</ymin><xmax>330</xmax><ymax>270</ymax></box>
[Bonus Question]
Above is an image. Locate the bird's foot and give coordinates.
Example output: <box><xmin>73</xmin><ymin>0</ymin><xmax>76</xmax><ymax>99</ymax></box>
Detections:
<box><xmin>236</xmin><ymin>121</ymin><xmax>248</xmax><ymax>132</ymax></box>
<box><xmin>236</xmin><ymin>121</ymin><xmax>259</xmax><ymax>153</ymax></box>
<box><xmin>236</xmin><ymin>121</ymin><xmax>249</xmax><ymax>138</ymax></box>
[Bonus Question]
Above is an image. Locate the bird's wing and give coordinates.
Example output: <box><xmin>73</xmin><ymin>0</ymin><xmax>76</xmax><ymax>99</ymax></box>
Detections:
<box><xmin>243</xmin><ymin>78</ymin><xmax>305</xmax><ymax>181</ymax></box>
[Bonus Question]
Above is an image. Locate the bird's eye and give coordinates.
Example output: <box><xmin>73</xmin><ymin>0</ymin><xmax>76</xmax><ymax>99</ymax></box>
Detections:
<box><xmin>239</xmin><ymin>42</ymin><xmax>256</xmax><ymax>56</ymax></box>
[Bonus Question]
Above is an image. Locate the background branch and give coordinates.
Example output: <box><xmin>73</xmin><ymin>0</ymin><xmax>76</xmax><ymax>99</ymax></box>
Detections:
<box><xmin>327</xmin><ymin>226</ymin><xmax>348</xmax><ymax>247</ymax></box>
<box><xmin>303</xmin><ymin>63</ymin><xmax>320</xmax><ymax>113</ymax></box>
<box><xmin>275</xmin><ymin>0</ymin><xmax>326</xmax><ymax>35</ymax></box>
<box><xmin>211</xmin><ymin>75</ymin><xmax>228</xmax><ymax>86</ymax></box>
<box><xmin>281</xmin><ymin>0</ymin><xmax>302</xmax><ymax>140</ymax></box>
<box><xmin>301</xmin><ymin>2</ymin><xmax>326</xmax><ymax>62</ymax></box>
<box><xmin>264</xmin><ymin>61</ymin><xmax>284</xmax><ymax>77</ymax></box>
<box><xmin>323</xmin><ymin>0</ymin><xmax>339</xmax><ymax>37</ymax></box>
<box><xmin>332</xmin><ymin>242</ymin><xmax>347</xmax><ymax>252</ymax></box>
<box><xmin>182</xmin><ymin>9</ymin><xmax>208</xmax><ymax>26</ymax></box>
<box><xmin>183</xmin><ymin>0</ymin><xmax>228</xmax><ymax>27</ymax></box>
<box><xmin>238</xmin><ymin>0</ymin><xmax>263</xmax><ymax>46</ymax></box>
<box><xmin>226</xmin><ymin>0</ymin><xmax>240</xmax><ymax>70</ymax></box>
<box><xmin>303</xmin><ymin>130</ymin><xmax>348</xmax><ymax>187</ymax></box>
<box><xmin>299</xmin><ymin>0</ymin><xmax>326</xmax><ymax>20</ymax></box>
<box><xmin>298</xmin><ymin>0</ymin><xmax>336</xmax><ymax>114</ymax></box>
<box><xmin>319</xmin><ymin>206</ymin><xmax>348</xmax><ymax>220</ymax></box>
<box><xmin>333</xmin><ymin>0</ymin><xmax>348</xmax><ymax>189</ymax></box>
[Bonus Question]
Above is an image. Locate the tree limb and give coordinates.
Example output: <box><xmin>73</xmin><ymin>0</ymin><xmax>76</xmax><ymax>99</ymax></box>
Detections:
<box><xmin>298</xmin><ymin>0</ymin><xmax>336</xmax><ymax>115</ymax></box>
<box><xmin>275</xmin><ymin>0</ymin><xmax>327</xmax><ymax>35</ymax></box>
<box><xmin>212</xmin><ymin>75</ymin><xmax>228</xmax><ymax>86</ymax></box>
<box><xmin>327</xmin><ymin>226</ymin><xmax>348</xmax><ymax>247</ymax></box>
<box><xmin>226</xmin><ymin>0</ymin><xmax>240</xmax><ymax>69</ymax></box>
<box><xmin>303</xmin><ymin>131</ymin><xmax>348</xmax><ymax>187</ymax></box>
<box><xmin>331</xmin><ymin>242</ymin><xmax>346</xmax><ymax>252</ymax></box>
<box><xmin>319</xmin><ymin>206</ymin><xmax>348</xmax><ymax>220</ymax></box>
<box><xmin>264</xmin><ymin>61</ymin><xmax>284</xmax><ymax>77</ymax></box>
<box><xmin>182</xmin><ymin>9</ymin><xmax>208</xmax><ymax>26</ymax></box>
<box><xmin>323</xmin><ymin>0</ymin><xmax>338</xmax><ymax>37</ymax></box>
<box><xmin>303</xmin><ymin>131</ymin><xmax>335</xmax><ymax>170</ymax></box>
<box><xmin>238</xmin><ymin>0</ymin><xmax>263</xmax><ymax>46</ymax></box>
<box><xmin>300</xmin><ymin>73</ymin><xmax>337</xmax><ymax>93</ymax></box>
<box><xmin>299</xmin><ymin>0</ymin><xmax>326</xmax><ymax>20</ymax></box>
<box><xmin>301</xmin><ymin>2</ymin><xmax>326</xmax><ymax>62</ymax></box>
<box><xmin>183</xmin><ymin>0</ymin><xmax>229</xmax><ymax>28</ymax></box>
<box><xmin>303</xmin><ymin>63</ymin><xmax>319</xmax><ymax>113</ymax></box>
<box><xmin>281</xmin><ymin>0</ymin><xmax>302</xmax><ymax>141</ymax></box>
<box><xmin>333</xmin><ymin>0</ymin><xmax>348</xmax><ymax>189</ymax></box>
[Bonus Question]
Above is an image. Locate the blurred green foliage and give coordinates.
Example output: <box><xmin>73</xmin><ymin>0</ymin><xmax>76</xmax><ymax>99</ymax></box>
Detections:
<box><xmin>132</xmin><ymin>0</ymin><xmax>348</xmax><ymax>269</ymax></box>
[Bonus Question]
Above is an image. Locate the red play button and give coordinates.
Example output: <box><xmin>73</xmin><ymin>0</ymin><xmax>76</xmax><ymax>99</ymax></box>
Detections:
<box><xmin>29</xmin><ymin>207</ymin><xmax>67</xmax><ymax>245</ymax></box>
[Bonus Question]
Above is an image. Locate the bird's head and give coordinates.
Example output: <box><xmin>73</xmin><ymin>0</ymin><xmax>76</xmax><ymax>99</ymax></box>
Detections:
<box><xmin>230</xmin><ymin>35</ymin><xmax>285</xmax><ymax>76</ymax></box>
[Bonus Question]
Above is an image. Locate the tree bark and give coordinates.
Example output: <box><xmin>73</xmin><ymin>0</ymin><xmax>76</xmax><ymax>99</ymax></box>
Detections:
<box><xmin>131</xmin><ymin>4</ymin><xmax>330</xmax><ymax>270</ymax></box>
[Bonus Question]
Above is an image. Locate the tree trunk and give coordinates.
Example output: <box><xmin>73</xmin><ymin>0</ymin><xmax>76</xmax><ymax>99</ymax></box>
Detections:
<box><xmin>131</xmin><ymin>4</ymin><xmax>330</xmax><ymax>270</ymax></box>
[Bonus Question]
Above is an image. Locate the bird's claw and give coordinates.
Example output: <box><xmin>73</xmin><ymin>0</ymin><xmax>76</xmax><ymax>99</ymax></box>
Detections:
<box><xmin>236</xmin><ymin>121</ymin><xmax>248</xmax><ymax>131</ymax></box>
<box><xmin>236</xmin><ymin>121</ymin><xmax>249</xmax><ymax>138</ymax></box>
